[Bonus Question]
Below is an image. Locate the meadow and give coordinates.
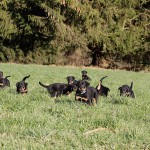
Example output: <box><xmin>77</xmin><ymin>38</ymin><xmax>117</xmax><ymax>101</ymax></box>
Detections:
<box><xmin>0</xmin><ymin>63</ymin><xmax>150</xmax><ymax>149</ymax></box>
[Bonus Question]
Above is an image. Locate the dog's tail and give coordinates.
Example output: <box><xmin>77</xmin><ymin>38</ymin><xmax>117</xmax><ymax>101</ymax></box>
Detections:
<box><xmin>100</xmin><ymin>76</ymin><xmax>108</xmax><ymax>82</ymax></box>
<box><xmin>39</xmin><ymin>82</ymin><xmax>49</xmax><ymax>88</ymax></box>
<box><xmin>130</xmin><ymin>82</ymin><xmax>133</xmax><ymax>89</ymax></box>
<box><xmin>5</xmin><ymin>76</ymin><xmax>11</xmax><ymax>78</ymax></box>
<box><xmin>96</xmin><ymin>76</ymin><xmax>108</xmax><ymax>90</ymax></box>
<box><xmin>100</xmin><ymin>76</ymin><xmax>108</xmax><ymax>85</ymax></box>
<box><xmin>22</xmin><ymin>75</ymin><xmax>30</xmax><ymax>81</ymax></box>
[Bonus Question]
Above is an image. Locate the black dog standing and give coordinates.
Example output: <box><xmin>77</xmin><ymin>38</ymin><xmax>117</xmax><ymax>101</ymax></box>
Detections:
<box><xmin>16</xmin><ymin>75</ymin><xmax>30</xmax><ymax>94</ymax></box>
<box><xmin>39</xmin><ymin>82</ymin><xmax>74</xmax><ymax>98</ymax></box>
<box><xmin>118</xmin><ymin>82</ymin><xmax>135</xmax><ymax>98</ymax></box>
<box><xmin>81</xmin><ymin>70</ymin><xmax>91</xmax><ymax>80</ymax></box>
<box><xmin>96</xmin><ymin>76</ymin><xmax>110</xmax><ymax>97</ymax></box>
<box><xmin>75</xmin><ymin>80</ymin><xmax>98</xmax><ymax>106</ymax></box>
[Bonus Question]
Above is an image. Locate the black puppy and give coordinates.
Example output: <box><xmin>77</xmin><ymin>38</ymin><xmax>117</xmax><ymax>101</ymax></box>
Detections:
<box><xmin>118</xmin><ymin>82</ymin><xmax>135</xmax><ymax>98</ymax></box>
<box><xmin>81</xmin><ymin>70</ymin><xmax>91</xmax><ymax>80</ymax></box>
<box><xmin>39</xmin><ymin>82</ymin><xmax>74</xmax><ymax>98</ymax></box>
<box><xmin>96</xmin><ymin>76</ymin><xmax>110</xmax><ymax>97</ymax></box>
<box><xmin>0</xmin><ymin>76</ymin><xmax>11</xmax><ymax>88</ymax></box>
<box><xmin>66</xmin><ymin>76</ymin><xmax>80</xmax><ymax>92</ymax></box>
<box><xmin>75</xmin><ymin>80</ymin><xmax>98</xmax><ymax>105</ymax></box>
<box><xmin>66</xmin><ymin>76</ymin><xmax>75</xmax><ymax>85</ymax></box>
<box><xmin>16</xmin><ymin>75</ymin><xmax>30</xmax><ymax>94</ymax></box>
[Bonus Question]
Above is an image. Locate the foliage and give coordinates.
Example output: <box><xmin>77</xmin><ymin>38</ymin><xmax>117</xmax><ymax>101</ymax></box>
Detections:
<box><xmin>0</xmin><ymin>0</ymin><xmax>149</xmax><ymax>68</ymax></box>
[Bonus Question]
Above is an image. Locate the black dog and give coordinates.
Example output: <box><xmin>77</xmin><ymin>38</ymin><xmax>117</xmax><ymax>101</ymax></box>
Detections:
<box><xmin>39</xmin><ymin>82</ymin><xmax>74</xmax><ymax>98</ymax></box>
<box><xmin>81</xmin><ymin>70</ymin><xmax>91</xmax><ymax>80</ymax></box>
<box><xmin>75</xmin><ymin>80</ymin><xmax>98</xmax><ymax>105</ymax></box>
<box><xmin>16</xmin><ymin>75</ymin><xmax>30</xmax><ymax>94</ymax></box>
<box><xmin>118</xmin><ymin>82</ymin><xmax>135</xmax><ymax>98</ymax></box>
<box><xmin>66</xmin><ymin>76</ymin><xmax>76</xmax><ymax>85</ymax></box>
<box><xmin>66</xmin><ymin>76</ymin><xmax>80</xmax><ymax>92</ymax></box>
<box><xmin>0</xmin><ymin>76</ymin><xmax>11</xmax><ymax>88</ymax></box>
<box><xmin>96</xmin><ymin>76</ymin><xmax>110</xmax><ymax>97</ymax></box>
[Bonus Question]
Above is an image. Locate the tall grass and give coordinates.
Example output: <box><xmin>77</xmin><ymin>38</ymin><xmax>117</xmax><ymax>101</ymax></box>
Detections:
<box><xmin>0</xmin><ymin>63</ymin><xmax>150</xmax><ymax>149</ymax></box>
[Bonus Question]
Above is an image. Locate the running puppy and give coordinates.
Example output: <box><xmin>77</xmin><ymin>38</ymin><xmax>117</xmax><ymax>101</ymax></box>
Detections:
<box><xmin>81</xmin><ymin>70</ymin><xmax>91</xmax><ymax>80</ymax></box>
<box><xmin>96</xmin><ymin>76</ymin><xmax>110</xmax><ymax>97</ymax></box>
<box><xmin>16</xmin><ymin>75</ymin><xmax>30</xmax><ymax>94</ymax></box>
<box><xmin>118</xmin><ymin>82</ymin><xmax>135</xmax><ymax>98</ymax></box>
<box><xmin>39</xmin><ymin>82</ymin><xmax>74</xmax><ymax>98</ymax></box>
<box><xmin>0</xmin><ymin>76</ymin><xmax>11</xmax><ymax>88</ymax></box>
<box><xmin>75</xmin><ymin>80</ymin><xmax>98</xmax><ymax>105</ymax></box>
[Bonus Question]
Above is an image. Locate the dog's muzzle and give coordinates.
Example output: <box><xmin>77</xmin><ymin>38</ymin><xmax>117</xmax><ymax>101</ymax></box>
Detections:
<box><xmin>79</xmin><ymin>87</ymin><xmax>86</xmax><ymax>94</ymax></box>
<box><xmin>20</xmin><ymin>87</ymin><xmax>27</xmax><ymax>93</ymax></box>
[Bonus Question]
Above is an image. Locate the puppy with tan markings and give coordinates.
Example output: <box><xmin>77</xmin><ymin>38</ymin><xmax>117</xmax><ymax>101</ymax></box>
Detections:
<box><xmin>16</xmin><ymin>75</ymin><xmax>30</xmax><ymax>94</ymax></box>
<box><xmin>0</xmin><ymin>76</ymin><xmax>11</xmax><ymax>88</ymax></box>
<box><xmin>66</xmin><ymin>76</ymin><xmax>75</xmax><ymax>85</ymax></box>
<box><xmin>96</xmin><ymin>76</ymin><xmax>110</xmax><ymax>97</ymax></box>
<box><xmin>39</xmin><ymin>82</ymin><xmax>74</xmax><ymax>98</ymax></box>
<box><xmin>75</xmin><ymin>80</ymin><xmax>98</xmax><ymax>106</ymax></box>
<box><xmin>81</xmin><ymin>70</ymin><xmax>91</xmax><ymax>81</ymax></box>
<box><xmin>118</xmin><ymin>82</ymin><xmax>135</xmax><ymax>98</ymax></box>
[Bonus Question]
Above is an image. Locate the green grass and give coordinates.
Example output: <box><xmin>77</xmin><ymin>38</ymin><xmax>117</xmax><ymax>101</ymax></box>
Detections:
<box><xmin>0</xmin><ymin>63</ymin><xmax>150</xmax><ymax>149</ymax></box>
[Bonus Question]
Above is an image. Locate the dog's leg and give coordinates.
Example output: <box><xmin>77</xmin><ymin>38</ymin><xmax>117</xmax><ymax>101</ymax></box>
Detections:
<box><xmin>81</xmin><ymin>97</ymin><xmax>88</xmax><ymax>102</ymax></box>
<box><xmin>92</xmin><ymin>98</ymin><xmax>97</xmax><ymax>105</ymax></box>
<box><xmin>75</xmin><ymin>96</ymin><xmax>81</xmax><ymax>101</ymax></box>
<box><xmin>88</xmin><ymin>99</ymin><xmax>92</xmax><ymax>106</ymax></box>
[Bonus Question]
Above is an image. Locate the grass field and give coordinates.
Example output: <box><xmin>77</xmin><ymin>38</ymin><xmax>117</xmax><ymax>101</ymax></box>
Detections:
<box><xmin>0</xmin><ymin>63</ymin><xmax>150</xmax><ymax>149</ymax></box>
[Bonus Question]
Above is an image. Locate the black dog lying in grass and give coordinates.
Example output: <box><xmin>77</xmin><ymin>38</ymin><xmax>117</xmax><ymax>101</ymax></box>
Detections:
<box><xmin>118</xmin><ymin>82</ymin><xmax>135</xmax><ymax>98</ymax></box>
<box><xmin>81</xmin><ymin>70</ymin><xmax>91</xmax><ymax>81</ymax></box>
<box><xmin>0</xmin><ymin>72</ymin><xmax>11</xmax><ymax>88</ymax></box>
<box><xmin>39</xmin><ymin>82</ymin><xmax>75</xmax><ymax>98</ymax></box>
<box><xmin>75</xmin><ymin>80</ymin><xmax>98</xmax><ymax>106</ymax></box>
<box><xmin>96</xmin><ymin>76</ymin><xmax>110</xmax><ymax>97</ymax></box>
<box><xmin>16</xmin><ymin>75</ymin><xmax>30</xmax><ymax>94</ymax></box>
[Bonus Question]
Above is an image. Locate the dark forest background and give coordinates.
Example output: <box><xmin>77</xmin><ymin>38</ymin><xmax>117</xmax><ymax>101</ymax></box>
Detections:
<box><xmin>0</xmin><ymin>0</ymin><xmax>149</xmax><ymax>70</ymax></box>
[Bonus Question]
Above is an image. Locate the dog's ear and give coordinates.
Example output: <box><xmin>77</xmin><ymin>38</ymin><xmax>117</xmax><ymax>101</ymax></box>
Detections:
<box><xmin>77</xmin><ymin>80</ymin><xmax>81</xmax><ymax>86</ymax></box>
<box><xmin>66</xmin><ymin>76</ymin><xmax>69</xmax><ymax>80</ymax></box>
<box><xmin>16</xmin><ymin>82</ymin><xmax>19</xmax><ymax>87</ymax></box>
<box><xmin>25</xmin><ymin>83</ymin><xmax>28</xmax><ymax>88</ymax></box>
<box><xmin>85</xmin><ymin>81</ymin><xmax>90</xmax><ymax>87</ymax></box>
<box><xmin>118</xmin><ymin>87</ymin><xmax>122</xmax><ymax>91</ymax></box>
<box><xmin>72</xmin><ymin>76</ymin><xmax>75</xmax><ymax>80</ymax></box>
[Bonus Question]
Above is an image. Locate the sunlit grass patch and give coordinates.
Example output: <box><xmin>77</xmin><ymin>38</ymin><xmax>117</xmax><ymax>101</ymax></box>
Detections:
<box><xmin>0</xmin><ymin>63</ymin><xmax>150</xmax><ymax>149</ymax></box>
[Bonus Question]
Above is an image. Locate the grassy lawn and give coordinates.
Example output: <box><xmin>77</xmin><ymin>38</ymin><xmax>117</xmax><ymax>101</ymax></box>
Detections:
<box><xmin>0</xmin><ymin>63</ymin><xmax>150</xmax><ymax>149</ymax></box>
